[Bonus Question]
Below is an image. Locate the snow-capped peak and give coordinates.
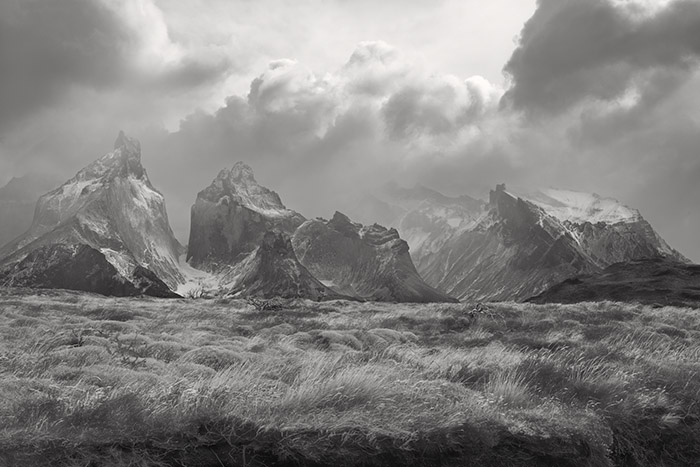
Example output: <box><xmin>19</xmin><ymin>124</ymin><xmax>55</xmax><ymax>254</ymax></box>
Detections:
<box><xmin>71</xmin><ymin>131</ymin><xmax>146</xmax><ymax>183</ymax></box>
<box><xmin>518</xmin><ymin>188</ymin><xmax>641</xmax><ymax>225</ymax></box>
<box><xmin>114</xmin><ymin>130</ymin><xmax>141</xmax><ymax>153</ymax></box>
<box><xmin>219</xmin><ymin>162</ymin><xmax>256</xmax><ymax>184</ymax></box>
<box><xmin>202</xmin><ymin>162</ymin><xmax>297</xmax><ymax>218</ymax></box>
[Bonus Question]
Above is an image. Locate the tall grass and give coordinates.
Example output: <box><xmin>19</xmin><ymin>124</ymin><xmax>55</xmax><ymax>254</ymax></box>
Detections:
<box><xmin>0</xmin><ymin>292</ymin><xmax>698</xmax><ymax>465</ymax></box>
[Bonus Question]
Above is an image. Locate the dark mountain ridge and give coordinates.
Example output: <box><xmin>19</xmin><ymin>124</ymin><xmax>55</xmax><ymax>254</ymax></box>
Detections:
<box><xmin>528</xmin><ymin>258</ymin><xmax>700</xmax><ymax>308</ymax></box>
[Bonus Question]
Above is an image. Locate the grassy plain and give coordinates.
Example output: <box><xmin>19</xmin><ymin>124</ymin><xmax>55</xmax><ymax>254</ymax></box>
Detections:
<box><xmin>1</xmin><ymin>288</ymin><xmax>699</xmax><ymax>466</ymax></box>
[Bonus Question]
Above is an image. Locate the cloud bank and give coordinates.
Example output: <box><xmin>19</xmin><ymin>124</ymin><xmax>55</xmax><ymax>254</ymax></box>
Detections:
<box><xmin>0</xmin><ymin>0</ymin><xmax>699</xmax><ymax>262</ymax></box>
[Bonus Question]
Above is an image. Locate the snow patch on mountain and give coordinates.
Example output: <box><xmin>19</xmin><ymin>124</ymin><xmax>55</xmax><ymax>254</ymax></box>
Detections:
<box><xmin>128</xmin><ymin>176</ymin><xmax>164</xmax><ymax>211</ymax></box>
<box><xmin>211</xmin><ymin>163</ymin><xmax>297</xmax><ymax>218</ymax></box>
<box><xmin>100</xmin><ymin>248</ymin><xmax>136</xmax><ymax>279</ymax></box>
<box><xmin>0</xmin><ymin>131</ymin><xmax>185</xmax><ymax>296</ymax></box>
<box><xmin>176</xmin><ymin>254</ymin><xmax>220</xmax><ymax>297</ymax></box>
<box><xmin>519</xmin><ymin>188</ymin><xmax>641</xmax><ymax>225</ymax></box>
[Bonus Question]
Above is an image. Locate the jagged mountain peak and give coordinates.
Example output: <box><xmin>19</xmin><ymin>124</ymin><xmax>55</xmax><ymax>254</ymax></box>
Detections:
<box><xmin>222</xmin><ymin>229</ymin><xmax>345</xmax><ymax>301</ymax></box>
<box><xmin>488</xmin><ymin>183</ymin><xmax>512</xmax><ymax>206</ymax></box>
<box><xmin>352</xmin><ymin>181</ymin><xmax>686</xmax><ymax>302</ymax></box>
<box><xmin>114</xmin><ymin>130</ymin><xmax>141</xmax><ymax>153</ymax></box>
<box><xmin>199</xmin><ymin>162</ymin><xmax>295</xmax><ymax>218</ymax></box>
<box><xmin>73</xmin><ymin>131</ymin><xmax>147</xmax><ymax>183</ymax></box>
<box><xmin>327</xmin><ymin>211</ymin><xmax>404</xmax><ymax>249</ymax></box>
<box><xmin>259</xmin><ymin>229</ymin><xmax>295</xmax><ymax>257</ymax></box>
<box><xmin>361</xmin><ymin>223</ymin><xmax>404</xmax><ymax>246</ymax></box>
<box><xmin>330</xmin><ymin>211</ymin><xmax>354</xmax><ymax>224</ymax></box>
<box><xmin>487</xmin><ymin>184</ymin><xmax>535</xmax><ymax>228</ymax></box>
<box><xmin>328</xmin><ymin>211</ymin><xmax>362</xmax><ymax>238</ymax></box>
<box><xmin>187</xmin><ymin>165</ymin><xmax>306</xmax><ymax>270</ymax></box>
<box><xmin>384</xmin><ymin>181</ymin><xmax>482</xmax><ymax>209</ymax></box>
<box><xmin>0</xmin><ymin>132</ymin><xmax>184</xmax><ymax>297</ymax></box>
<box><xmin>293</xmin><ymin>213</ymin><xmax>457</xmax><ymax>303</ymax></box>
<box><xmin>217</xmin><ymin>161</ymin><xmax>256</xmax><ymax>184</ymax></box>
<box><xmin>518</xmin><ymin>187</ymin><xmax>642</xmax><ymax>226</ymax></box>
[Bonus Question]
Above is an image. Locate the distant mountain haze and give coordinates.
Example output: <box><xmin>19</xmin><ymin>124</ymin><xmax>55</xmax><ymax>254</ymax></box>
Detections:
<box><xmin>0</xmin><ymin>132</ymin><xmax>692</xmax><ymax>303</ymax></box>
<box><xmin>293</xmin><ymin>212</ymin><xmax>457</xmax><ymax>303</ymax></box>
<box><xmin>0</xmin><ymin>175</ymin><xmax>60</xmax><ymax>248</ymax></box>
<box><xmin>350</xmin><ymin>183</ymin><xmax>687</xmax><ymax>301</ymax></box>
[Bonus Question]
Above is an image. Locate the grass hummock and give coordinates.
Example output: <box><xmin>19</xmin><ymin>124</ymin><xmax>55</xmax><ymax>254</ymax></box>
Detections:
<box><xmin>0</xmin><ymin>288</ymin><xmax>699</xmax><ymax>466</ymax></box>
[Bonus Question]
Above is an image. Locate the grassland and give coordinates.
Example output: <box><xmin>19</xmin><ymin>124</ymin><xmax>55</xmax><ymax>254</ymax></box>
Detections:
<box><xmin>0</xmin><ymin>288</ymin><xmax>699</xmax><ymax>466</ymax></box>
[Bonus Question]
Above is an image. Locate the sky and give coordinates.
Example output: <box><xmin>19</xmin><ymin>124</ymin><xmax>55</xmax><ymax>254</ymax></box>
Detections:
<box><xmin>0</xmin><ymin>0</ymin><xmax>699</xmax><ymax>261</ymax></box>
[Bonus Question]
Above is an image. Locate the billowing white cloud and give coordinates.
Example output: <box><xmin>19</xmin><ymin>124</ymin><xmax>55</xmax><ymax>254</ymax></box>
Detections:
<box><xmin>1</xmin><ymin>0</ymin><xmax>699</xmax><ymax>263</ymax></box>
<box><xmin>0</xmin><ymin>0</ymin><xmax>236</xmax><ymax>136</ymax></box>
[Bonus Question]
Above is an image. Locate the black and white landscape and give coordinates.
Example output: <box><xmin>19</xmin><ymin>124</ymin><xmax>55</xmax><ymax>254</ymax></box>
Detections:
<box><xmin>1</xmin><ymin>1</ymin><xmax>700</xmax><ymax>466</ymax></box>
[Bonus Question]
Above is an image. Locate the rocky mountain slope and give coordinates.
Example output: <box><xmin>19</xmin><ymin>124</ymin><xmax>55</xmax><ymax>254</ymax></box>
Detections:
<box><xmin>183</xmin><ymin>164</ymin><xmax>343</xmax><ymax>300</ymax></box>
<box><xmin>348</xmin><ymin>183</ymin><xmax>485</xmax><ymax>279</ymax></box>
<box><xmin>185</xmin><ymin>167</ymin><xmax>452</xmax><ymax>302</ymax></box>
<box><xmin>528</xmin><ymin>258</ymin><xmax>700</xmax><ymax>308</ymax></box>
<box><xmin>221</xmin><ymin>230</ymin><xmax>345</xmax><ymax>300</ymax></box>
<box><xmin>187</xmin><ymin>162</ymin><xmax>305</xmax><ymax>270</ymax></box>
<box><xmin>1</xmin><ymin>134</ymin><xmax>686</xmax><ymax>303</ymax></box>
<box><xmin>292</xmin><ymin>212</ymin><xmax>457</xmax><ymax>302</ymax></box>
<box><xmin>0</xmin><ymin>175</ymin><xmax>58</xmax><ymax>248</ymax></box>
<box><xmin>0</xmin><ymin>244</ymin><xmax>176</xmax><ymax>297</ymax></box>
<box><xmin>0</xmin><ymin>132</ymin><xmax>183</xmax><ymax>297</ymax></box>
<box><xmin>358</xmin><ymin>183</ymin><xmax>687</xmax><ymax>301</ymax></box>
<box><xmin>515</xmin><ymin>188</ymin><xmax>683</xmax><ymax>267</ymax></box>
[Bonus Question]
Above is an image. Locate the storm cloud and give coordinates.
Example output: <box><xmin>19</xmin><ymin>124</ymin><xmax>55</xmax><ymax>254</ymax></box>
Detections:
<box><xmin>0</xmin><ymin>0</ymin><xmax>234</xmax><ymax>134</ymax></box>
<box><xmin>1</xmin><ymin>0</ymin><xmax>699</xmax><ymax>262</ymax></box>
<box><xmin>502</xmin><ymin>0</ymin><xmax>700</xmax><ymax>115</ymax></box>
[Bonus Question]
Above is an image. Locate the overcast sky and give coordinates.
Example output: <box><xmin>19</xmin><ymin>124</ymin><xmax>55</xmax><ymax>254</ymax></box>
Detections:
<box><xmin>1</xmin><ymin>0</ymin><xmax>699</xmax><ymax>262</ymax></box>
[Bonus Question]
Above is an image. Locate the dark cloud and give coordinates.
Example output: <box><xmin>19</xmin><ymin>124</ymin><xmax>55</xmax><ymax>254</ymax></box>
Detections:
<box><xmin>383</xmin><ymin>86</ymin><xmax>462</xmax><ymax>138</ymax></box>
<box><xmin>1</xmin><ymin>2</ymin><xmax>698</xmax><ymax>266</ymax></box>
<box><xmin>567</xmin><ymin>67</ymin><xmax>688</xmax><ymax>146</ymax></box>
<box><xmin>502</xmin><ymin>0</ymin><xmax>700</xmax><ymax>115</ymax></box>
<box><xmin>0</xmin><ymin>0</ymin><xmax>130</xmax><ymax>131</ymax></box>
<box><xmin>0</xmin><ymin>0</ymin><xmax>234</xmax><ymax>134</ymax></box>
<box><xmin>382</xmin><ymin>76</ymin><xmax>499</xmax><ymax>139</ymax></box>
<box><xmin>493</xmin><ymin>0</ymin><xmax>700</xmax><ymax>262</ymax></box>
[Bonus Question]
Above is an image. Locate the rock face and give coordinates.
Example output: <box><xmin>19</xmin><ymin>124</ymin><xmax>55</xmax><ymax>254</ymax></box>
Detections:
<box><xmin>184</xmin><ymin>164</ymin><xmax>341</xmax><ymax>301</ymax></box>
<box><xmin>422</xmin><ymin>186</ymin><xmax>600</xmax><ymax>301</ymax></box>
<box><xmin>187</xmin><ymin>162</ymin><xmax>305</xmax><ymax>270</ymax></box>
<box><xmin>516</xmin><ymin>188</ymin><xmax>684</xmax><ymax>267</ymax></box>
<box><xmin>221</xmin><ymin>230</ymin><xmax>345</xmax><ymax>300</ymax></box>
<box><xmin>528</xmin><ymin>258</ymin><xmax>700</xmax><ymax>308</ymax></box>
<box><xmin>0</xmin><ymin>244</ymin><xmax>177</xmax><ymax>297</ymax></box>
<box><xmin>292</xmin><ymin>212</ymin><xmax>457</xmax><ymax>303</ymax></box>
<box><xmin>0</xmin><ymin>175</ymin><xmax>58</xmax><ymax>248</ymax></box>
<box><xmin>348</xmin><ymin>183</ymin><xmax>485</xmax><ymax>285</ymax></box>
<box><xmin>0</xmin><ymin>132</ymin><xmax>184</xmax><ymax>297</ymax></box>
<box><xmin>355</xmin><ymin>183</ymin><xmax>687</xmax><ymax>301</ymax></box>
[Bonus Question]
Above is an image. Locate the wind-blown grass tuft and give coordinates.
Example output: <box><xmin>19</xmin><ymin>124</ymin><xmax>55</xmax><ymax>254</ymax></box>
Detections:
<box><xmin>0</xmin><ymin>290</ymin><xmax>698</xmax><ymax>466</ymax></box>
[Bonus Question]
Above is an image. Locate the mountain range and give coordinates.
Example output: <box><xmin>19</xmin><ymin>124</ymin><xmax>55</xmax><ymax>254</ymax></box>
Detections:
<box><xmin>349</xmin><ymin>183</ymin><xmax>687</xmax><ymax>301</ymax></box>
<box><xmin>293</xmin><ymin>212</ymin><xmax>456</xmax><ymax>302</ymax></box>
<box><xmin>529</xmin><ymin>258</ymin><xmax>700</xmax><ymax>308</ymax></box>
<box><xmin>0</xmin><ymin>132</ymin><xmax>692</xmax><ymax>304</ymax></box>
